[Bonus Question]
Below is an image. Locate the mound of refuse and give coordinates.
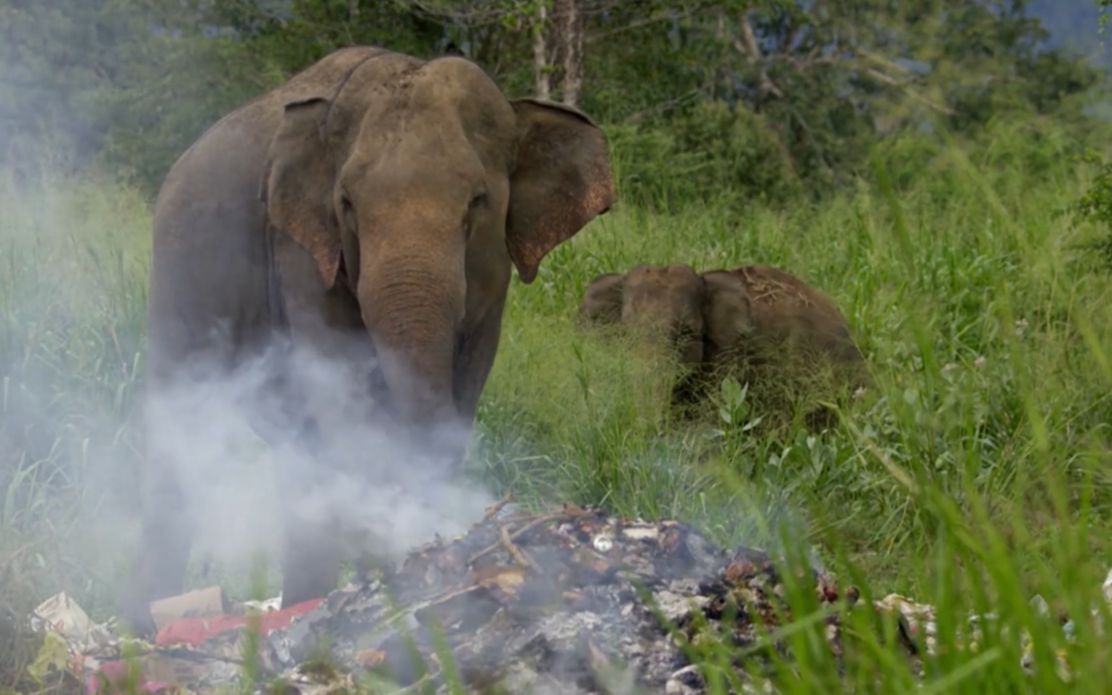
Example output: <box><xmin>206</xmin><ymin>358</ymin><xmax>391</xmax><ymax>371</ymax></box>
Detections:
<box><xmin>32</xmin><ymin>504</ymin><xmax>864</xmax><ymax>694</ymax></box>
<box><xmin>265</xmin><ymin>504</ymin><xmax>851</xmax><ymax>694</ymax></box>
<box><xmin>30</xmin><ymin>503</ymin><xmax>1112</xmax><ymax>693</ymax></box>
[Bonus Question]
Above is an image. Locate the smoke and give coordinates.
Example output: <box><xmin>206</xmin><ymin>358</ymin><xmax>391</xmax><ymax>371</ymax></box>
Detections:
<box><xmin>142</xmin><ymin>339</ymin><xmax>494</xmax><ymax>581</ymax></box>
<box><xmin>0</xmin><ymin>173</ymin><xmax>492</xmax><ymax>611</ymax></box>
<box><xmin>0</xmin><ymin>4</ymin><xmax>498</xmax><ymax>614</ymax></box>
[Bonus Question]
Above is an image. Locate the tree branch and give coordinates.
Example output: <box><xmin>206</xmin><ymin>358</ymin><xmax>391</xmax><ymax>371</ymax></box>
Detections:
<box><xmin>734</xmin><ymin>12</ymin><xmax>784</xmax><ymax>98</ymax></box>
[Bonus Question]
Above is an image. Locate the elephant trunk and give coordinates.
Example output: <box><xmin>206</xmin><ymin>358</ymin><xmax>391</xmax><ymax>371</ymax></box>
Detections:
<box><xmin>677</xmin><ymin>332</ymin><xmax>705</xmax><ymax>367</ymax></box>
<box><xmin>358</xmin><ymin>253</ymin><xmax>465</xmax><ymax>436</ymax></box>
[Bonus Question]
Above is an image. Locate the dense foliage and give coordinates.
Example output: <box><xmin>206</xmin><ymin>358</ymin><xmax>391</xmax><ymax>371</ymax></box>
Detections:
<box><xmin>1</xmin><ymin>0</ymin><xmax>1107</xmax><ymax>200</ymax></box>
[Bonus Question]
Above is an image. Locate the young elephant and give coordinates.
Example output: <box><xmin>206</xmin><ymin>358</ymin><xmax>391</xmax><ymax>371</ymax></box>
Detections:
<box><xmin>579</xmin><ymin>263</ymin><xmax>865</xmax><ymax>410</ymax></box>
<box><xmin>579</xmin><ymin>264</ymin><xmax>707</xmax><ymax>366</ymax></box>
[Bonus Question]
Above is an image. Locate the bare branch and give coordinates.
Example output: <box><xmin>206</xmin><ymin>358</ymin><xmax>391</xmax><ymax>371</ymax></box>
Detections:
<box><xmin>585</xmin><ymin>7</ymin><xmax>700</xmax><ymax>43</ymax></box>
<box><xmin>731</xmin><ymin>12</ymin><xmax>784</xmax><ymax>99</ymax></box>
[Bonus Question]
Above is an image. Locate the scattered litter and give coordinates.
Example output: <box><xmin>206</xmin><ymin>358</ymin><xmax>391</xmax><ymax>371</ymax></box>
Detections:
<box><xmin>874</xmin><ymin>593</ymin><xmax>937</xmax><ymax>655</ymax></box>
<box><xmin>238</xmin><ymin>595</ymin><xmax>283</xmax><ymax>614</ymax></box>
<box><xmin>31</xmin><ymin>592</ymin><xmax>115</xmax><ymax>655</ymax></box>
<box><xmin>25</xmin><ymin>508</ymin><xmax>1112</xmax><ymax>693</ymax></box>
<box><xmin>154</xmin><ymin>597</ymin><xmax>323</xmax><ymax>648</ymax></box>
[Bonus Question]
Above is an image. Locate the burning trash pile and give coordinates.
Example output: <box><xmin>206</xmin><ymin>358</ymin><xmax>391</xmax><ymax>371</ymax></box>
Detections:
<box><xmin>262</xmin><ymin>503</ymin><xmax>849</xmax><ymax>694</ymax></box>
<box><xmin>27</xmin><ymin>504</ymin><xmax>1102</xmax><ymax>693</ymax></box>
<box><xmin>28</xmin><ymin>504</ymin><xmax>854</xmax><ymax>693</ymax></box>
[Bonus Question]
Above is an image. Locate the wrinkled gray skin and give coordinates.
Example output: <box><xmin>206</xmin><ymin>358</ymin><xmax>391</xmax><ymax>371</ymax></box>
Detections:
<box><xmin>129</xmin><ymin>47</ymin><xmax>614</xmax><ymax>633</ymax></box>
<box><xmin>579</xmin><ymin>263</ymin><xmax>864</xmax><ymax>383</ymax></box>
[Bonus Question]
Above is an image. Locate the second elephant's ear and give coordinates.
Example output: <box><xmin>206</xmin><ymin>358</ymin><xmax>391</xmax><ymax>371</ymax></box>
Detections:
<box><xmin>579</xmin><ymin>272</ymin><xmax>626</xmax><ymax>325</ymax></box>
<box><xmin>701</xmin><ymin>271</ymin><xmax>755</xmax><ymax>350</ymax></box>
<box><xmin>507</xmin><ymin>99</ymin><xmax>616</xmax><ymax>284</ymax></box>
<box><xmin>262</xmin><ymin>97</ymin><xmax>342</xmax><ymax>289</ymax></box>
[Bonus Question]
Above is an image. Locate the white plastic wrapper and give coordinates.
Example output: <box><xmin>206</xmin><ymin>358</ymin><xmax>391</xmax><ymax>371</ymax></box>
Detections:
<box><xmin>30</xmin><ymin>591</ymin><xmax>115</xmax><ymax>654</ymax></box>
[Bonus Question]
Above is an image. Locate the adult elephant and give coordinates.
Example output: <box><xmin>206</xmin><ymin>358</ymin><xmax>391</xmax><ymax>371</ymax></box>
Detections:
<box><xmin>128</xmin><ymin>47</ymin><xmax>614</xmax><ymax>632</ymax></box>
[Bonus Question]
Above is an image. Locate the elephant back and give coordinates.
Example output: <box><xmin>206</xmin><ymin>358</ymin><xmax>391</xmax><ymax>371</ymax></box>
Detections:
<box><xmin>727</xmin><ymin>265</ymin><xmax>862</xmax><ymax>365</ymax></box>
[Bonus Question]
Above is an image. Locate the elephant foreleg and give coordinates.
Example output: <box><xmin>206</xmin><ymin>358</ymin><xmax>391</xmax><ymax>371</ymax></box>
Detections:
<box><xmin>242</xmin><ymin>360</ymin><xmax>348</xmax><ymax>608</ymax></box>
<box><xmin>269</xmin><ymin>237</ymin><xmax>373</xmax><ymax>606</ymax></box>
<box><xmin>124</xmin><ymin>459</ymin><xmax>193</xmax><ymax>636</ymax></box>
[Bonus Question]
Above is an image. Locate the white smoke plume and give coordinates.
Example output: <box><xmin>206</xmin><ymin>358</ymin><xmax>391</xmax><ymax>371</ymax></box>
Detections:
<box><xmin>142</xmin><ymin>341</ymin><xmax>494</xmax><ymax>580</ymax></box>
<box><xmin>0</xmin><ymin>169</ymin><xmax>493</xmax><ymax>605</ymax></box>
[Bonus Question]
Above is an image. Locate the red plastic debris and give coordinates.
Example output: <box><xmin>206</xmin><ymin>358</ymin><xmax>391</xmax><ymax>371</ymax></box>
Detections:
<box><xmin>154</xmin><ymin>598</ymin><xmax>324</xmax><ymax>647</ymax></box>
<box><xmin>87</xmin><ymin>599</ymin><xmax>326</xmax><ymax>693</ymax></box>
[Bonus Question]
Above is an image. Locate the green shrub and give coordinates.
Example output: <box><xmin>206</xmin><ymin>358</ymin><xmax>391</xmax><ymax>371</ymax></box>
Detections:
<box><xmin>604</xmin><ymin>124</ymin><xmax>702</xmax><ymax>209</ymax></box>
<box><xmin>605</xmin><ymin>101</ymin><xmax>801</xmax><ymax>210</ymax></box>
<box><xmin>671</xmin><ymin>101</ymin><xmax>802</xmax><ymax>204</ymax></box>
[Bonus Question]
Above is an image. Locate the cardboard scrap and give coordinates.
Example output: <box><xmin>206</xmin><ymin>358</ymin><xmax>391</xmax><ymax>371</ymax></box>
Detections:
<box><xmin>149</xmin><ymin>586</ymin><xmax>225</xmax><ymax>631</ymax></box>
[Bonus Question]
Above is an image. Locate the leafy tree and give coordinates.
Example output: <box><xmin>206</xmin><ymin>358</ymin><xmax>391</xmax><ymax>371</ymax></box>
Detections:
<box><xmin>0</xmin><ymin>0</ymin><xmax>141</xmax><ymax>170</ymax></box>
<box><xmin>1</xmin><ymin>0</ymin><xmax>1102</xmax><ymax>198</ymax></box>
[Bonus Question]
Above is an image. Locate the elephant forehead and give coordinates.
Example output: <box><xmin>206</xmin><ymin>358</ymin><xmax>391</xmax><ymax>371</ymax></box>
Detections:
<box><xmin>627</xmin><ymin>265</ymin><xmax>700</xmax><ymax>294</ymax></box>
<box><xmin>624</xmin><ymin>284</ymin><xmax>697</xmax><ymax>318</ymax></box>
<box><xmin>662</xmin><ymin>263</ymin><xmax>699</xmax><ymax>279</ymax></box>
<box><xmin>340</xmin><ymin>74</ymin><xmax>513</xmax><ymax>177</ymax></box>
<box><xmin>388</xmin><ymin>58</ymin><xmax>517</xmax><ymax>143</ymax></box>
<box><xmin>420</xmin><ymin>59</ymin><xmax>515</xmax><ymax>114</ymax></box>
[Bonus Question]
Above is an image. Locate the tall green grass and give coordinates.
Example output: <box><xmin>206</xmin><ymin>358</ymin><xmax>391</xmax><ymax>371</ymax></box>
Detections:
<box><xmin>1</xmin><ymin>121</ymin><xmax>1111</xmax><ymax>691</ymax></box>
<box><xmin>0</xmin><ymin>171</ymin><xmax>150</xmax><ymax>687</ymax></box>
<box><xmin>476</xmin><ymin>123</ymin><xmax>1112</xmax><ymax>690</ymax></box>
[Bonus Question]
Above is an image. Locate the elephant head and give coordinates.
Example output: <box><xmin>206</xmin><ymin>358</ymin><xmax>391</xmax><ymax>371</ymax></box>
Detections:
<box><xmin>580</xmin><ymin>263</ymin><xmax>863</xmax><ymax>376</ymax></box>
<box><xmin>262</xmin><ymin>53</ymin><xmax>614</xmax><ymax>429</ymax></box>
<box><xmin>579</xmin><ymin>263</ymin><xmax>708</xmax><ymax>366</ymax></box>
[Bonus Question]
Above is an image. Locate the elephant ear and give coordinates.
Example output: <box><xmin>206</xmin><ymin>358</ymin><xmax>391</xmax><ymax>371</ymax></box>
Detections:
<box><xmin>508</xmin><ymin>99</ymin><xmax>616</xmax><ymax>284</ymax></box>
<box><xmin>701</xmin><ymin>271</ymin><xmax>755</xmax><ymax>353</ymax></box>
<box><xmin>579</xmin><ymin>272</ymin><xmax>626</xmax><ymax>325</ymax></box>
<box><xmin>262</xmin><ymin>97</ymin><xmax>342</xmax><ymax>289</ymax></box>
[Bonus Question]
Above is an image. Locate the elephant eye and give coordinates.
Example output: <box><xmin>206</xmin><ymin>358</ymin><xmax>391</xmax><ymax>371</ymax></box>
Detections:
<box><xmin>340</xmin><ymin>193</ymin><xmax>356</xmax><ymax>230</ymax></box>
<box><xmin>463</xmin><ymin>192</ymin><xmax>487</xmax><ymax>242</ymax></box>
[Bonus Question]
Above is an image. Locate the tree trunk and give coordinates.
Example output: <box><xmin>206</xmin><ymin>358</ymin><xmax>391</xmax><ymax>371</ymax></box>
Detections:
<box><xmin>532</xmin><ymin>2</ymin><xmax>550</xmax><ymax>100</ymax></box>
<box><xmin>555</xmin><ymin>0</ymin><xmax>584</xmax><ymax>108</ymax></box>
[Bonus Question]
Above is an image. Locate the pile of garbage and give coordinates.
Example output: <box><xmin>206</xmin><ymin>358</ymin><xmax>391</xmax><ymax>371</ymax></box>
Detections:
<box><xmin>28</xmin><ymin>504</ymin><xmax>854</xmax><ymax>693</ymax></box>
<box><xmin>26</xmin><ymin>504</ymin><xmax>1107</xmax><ymax>693</ymax></box>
